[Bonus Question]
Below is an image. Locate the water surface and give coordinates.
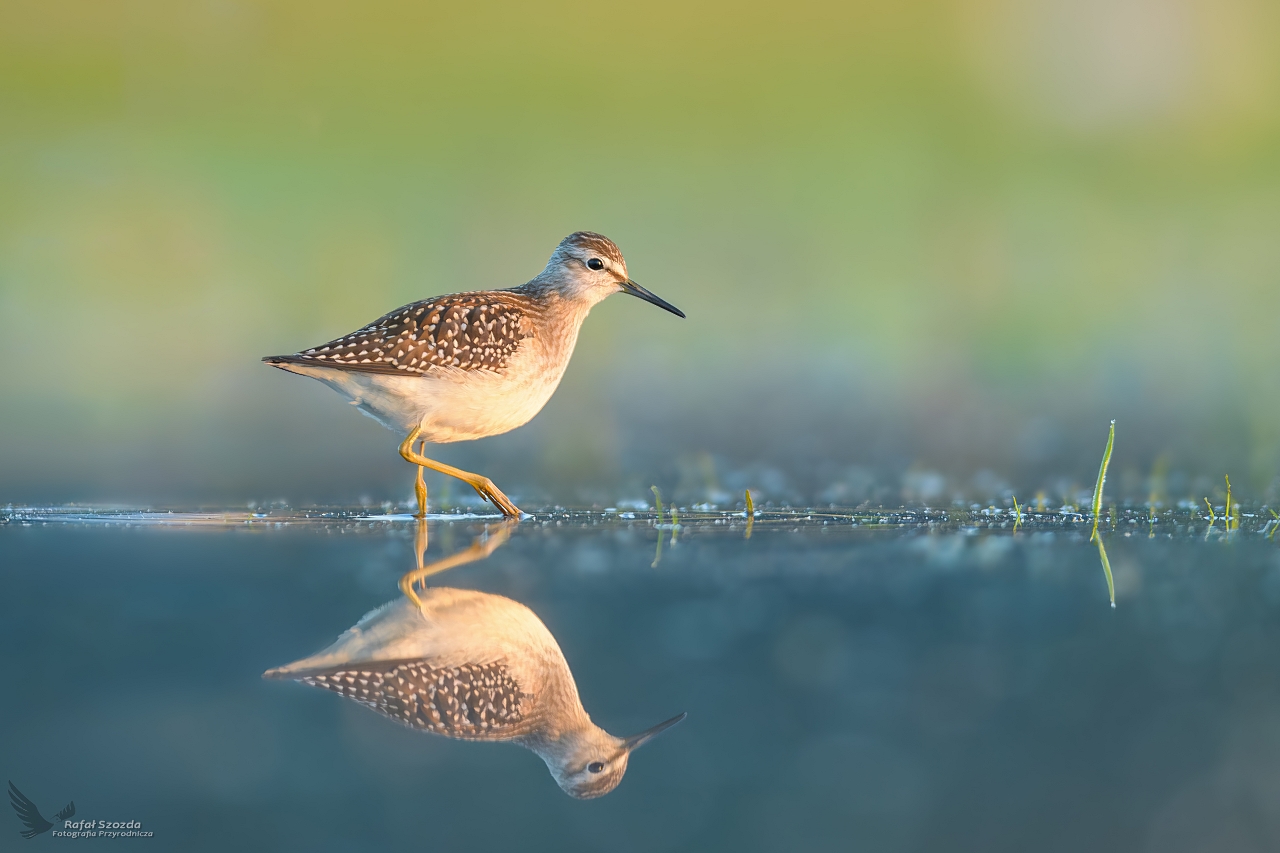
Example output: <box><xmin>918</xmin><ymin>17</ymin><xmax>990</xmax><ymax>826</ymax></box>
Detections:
<box><xmin>4</xmin><ymin>508</ymin><xmax>1279</xmax><ymax>851</ymax></box>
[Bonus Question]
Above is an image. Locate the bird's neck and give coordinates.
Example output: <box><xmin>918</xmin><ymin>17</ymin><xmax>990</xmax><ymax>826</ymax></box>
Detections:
<box><xmin>513</xmin><ymin>280</ymin><xmax>596</xmax><ymax>356</ymax></box>
<box><xmin>523</xmin><ymin>716</ymin><xmax>607</xmax><ymax>764</ymax></box>
<box><xmin>517</xmin><ymin>273</ymin><xmax>610</xmax><ymax>313</ymax></box>
<box><xmin>516</xmin><ymin>656</ymin><xmax>596</xmax><ymax>753</ymax></box>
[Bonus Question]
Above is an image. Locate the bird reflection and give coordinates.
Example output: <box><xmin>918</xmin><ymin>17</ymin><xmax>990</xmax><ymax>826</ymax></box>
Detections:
<box><xmin>265</xmin><ymin>520</ymin><xmax>684</xmax><ymax>798</ymax></box>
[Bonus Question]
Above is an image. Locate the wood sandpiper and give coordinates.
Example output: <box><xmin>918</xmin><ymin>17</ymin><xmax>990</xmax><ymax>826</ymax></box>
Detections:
<box><xmin>264</xmin><ymin>529</ymin><xmax>685</xmax><ymax>798</ymax></box>
<box><xmin>264</xmin><ymin>232</ymin><xmax>684</xmax><ymax>517</ymax></box>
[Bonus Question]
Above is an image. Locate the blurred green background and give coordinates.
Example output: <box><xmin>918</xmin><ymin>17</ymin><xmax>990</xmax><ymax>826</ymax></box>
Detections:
<box><xmin>2</xmin><ymin>0</ymin><xmax>1278</xmax><ymax>507</ymax></box>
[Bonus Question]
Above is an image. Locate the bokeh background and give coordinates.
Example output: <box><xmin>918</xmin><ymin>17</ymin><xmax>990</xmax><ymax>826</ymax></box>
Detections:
<box><xmin>2</xmin><ymin>0</ymin><xmax>1278</xmax><ymax>508</ymax></box>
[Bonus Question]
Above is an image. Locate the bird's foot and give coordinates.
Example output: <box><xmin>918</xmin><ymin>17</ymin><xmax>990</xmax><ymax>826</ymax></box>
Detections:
<box><xmin>466</xmin><ymin>476</ymin><xmax>521</xmax><ymax>518</ymax></box>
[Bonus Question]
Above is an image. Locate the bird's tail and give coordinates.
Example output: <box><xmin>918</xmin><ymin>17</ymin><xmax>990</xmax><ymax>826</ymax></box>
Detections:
<box><xmin>262</xmin><ymin>355</ymin><xmax>306</xmax><ymax>373</ymax></box>
<box><xmin>262</xmin><ymin>354</ymin><xmax>349</xmax><ymax>379</ymax></box>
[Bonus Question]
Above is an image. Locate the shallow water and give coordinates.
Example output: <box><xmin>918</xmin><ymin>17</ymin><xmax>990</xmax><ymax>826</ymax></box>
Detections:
<box><xmin>4</xmin><ymin>508</ymin><xmax>1280</xmax><ymax>851</ymax></box>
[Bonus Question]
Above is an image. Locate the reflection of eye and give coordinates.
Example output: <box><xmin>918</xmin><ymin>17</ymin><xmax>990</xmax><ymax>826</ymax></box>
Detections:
<box><xmin>586</xmin><ymin>258</ymin><xmax>604</xmax><ymax>270</ymax></box>
<box><xmin>587</xmin><ymin>761</ymin><xmax>605</xmax><ymax>773</ymax></box>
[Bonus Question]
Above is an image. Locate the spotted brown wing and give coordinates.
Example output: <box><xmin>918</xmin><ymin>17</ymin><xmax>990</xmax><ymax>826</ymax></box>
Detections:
<box><xmin>295</xmin><ymin>659</ymin><xmax>532</xmax><ymax>740</ymax></box>
<box><xmin>270</xmin><ymin>292</ymin><xmax>531</xmax><ymax>375</ymax></box>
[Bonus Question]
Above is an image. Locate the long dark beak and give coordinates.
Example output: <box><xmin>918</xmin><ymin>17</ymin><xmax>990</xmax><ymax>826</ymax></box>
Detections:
<box><xmin>621</xmin><ymin>279</ymin><xmax>685</xmax><ymax>318</ymax></box>
<box><xmin>621</xmin><ymin>712</ymin><xmax>687</xmax><ymax>752</ymax></box>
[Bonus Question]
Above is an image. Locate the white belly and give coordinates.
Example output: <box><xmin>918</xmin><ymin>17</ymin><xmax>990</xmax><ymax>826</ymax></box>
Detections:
<box><xmin>281</xmin><ymin>343</ymin><xmax>572</xmax><ymax>443</ymax></box>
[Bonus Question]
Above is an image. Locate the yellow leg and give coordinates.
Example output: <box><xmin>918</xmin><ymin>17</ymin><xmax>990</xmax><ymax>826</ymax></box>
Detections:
<box><xmin>399</xmin><ymin>520</ymin><xmax>516</xmax><ymax>609</ymax></box>
<box><xmin>398</xmin><ymin>426</ymin><xmax>522</xmax><ymax>518</ymax></box>
<box><xmin>413</xmin><ymin>516</ymin><xmax>429</xmax><ymax>568</ymax></box>
<box><xmin>414</xmin><ymin>440</ymin><xmax>428</xmax><ymax>519</ymax></box>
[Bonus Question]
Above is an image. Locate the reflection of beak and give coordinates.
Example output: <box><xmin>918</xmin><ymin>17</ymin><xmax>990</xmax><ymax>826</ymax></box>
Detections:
<box><xmin>621</xmin><ymin>712</ymin><xmax>687</xmax><ymax>752</ymax></box>
<box><xmin>620</xmin><ymin>279</ymin><xmax>685</xmax><ymax>318</ymax></box>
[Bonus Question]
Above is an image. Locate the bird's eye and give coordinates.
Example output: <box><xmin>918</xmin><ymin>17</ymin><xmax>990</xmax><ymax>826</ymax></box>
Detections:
<box><xmin>587</xmin><ymin>761</ymin><xmax>605</xmax><ymax>773</ymax></box>
<box><xmin>586</xmin><ymin>258</ymin><xmax>604</xmax><ymax>271</ymax></box>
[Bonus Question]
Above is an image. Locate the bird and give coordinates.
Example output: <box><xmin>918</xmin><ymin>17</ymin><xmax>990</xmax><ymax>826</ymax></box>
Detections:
<box><xmin>264</xmin><ymin>587</ymin><xmax>685</xmax><ymax>798</ymax></box>
<box><xmin>8</xmin><ymin>781</ymin><xmax>74</xmax><ymax>839</ymax></box>
<box><xmin>263</xmin><ymin>231</ymin><xmax>685</xmax><ymax>518</ymax></box>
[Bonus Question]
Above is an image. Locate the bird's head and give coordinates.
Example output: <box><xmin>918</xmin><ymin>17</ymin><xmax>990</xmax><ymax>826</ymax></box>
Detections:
<box><xmin>544</xmin><ymin>712</ymin><xmax>686</xmax><ymax>799</ymax></box>
<box><xmin>537</xmin><ymin>231</ymin><xmax>685</xmax><ymax>318</ymax></box>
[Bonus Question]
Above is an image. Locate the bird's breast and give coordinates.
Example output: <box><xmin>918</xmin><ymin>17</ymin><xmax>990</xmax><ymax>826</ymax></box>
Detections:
<box><xmin>414</xmin><ymin>310</ymin><xmax>585</xmax><ymax>442</ymax></box>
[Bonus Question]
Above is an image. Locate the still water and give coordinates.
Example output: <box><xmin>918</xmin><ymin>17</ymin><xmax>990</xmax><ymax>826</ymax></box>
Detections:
<box><xmin>4</xmin><ymin>509</ymin><xmax>1280</xmax><ymax>851</ymax></box>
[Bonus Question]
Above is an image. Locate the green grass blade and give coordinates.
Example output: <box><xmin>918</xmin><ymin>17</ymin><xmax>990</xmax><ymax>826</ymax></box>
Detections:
<box><xmin>1090</xmin><ymin>420</ymin><xmax>1115</xmax><ymax>543</ymax></box>
<box><xmin>1225</xmin><ymin>475</ymin><xmax>1235</xmax><ymax>531</ymax></box>
<box><xmin>1096</xmin><ymin>536</ymin><xmax>1116</xmax><ymax>608</ymax></box>
<box><xmin>650</xmin><ymin>486</ymin><xmax>665</xmax><ymax>566</ymax></box>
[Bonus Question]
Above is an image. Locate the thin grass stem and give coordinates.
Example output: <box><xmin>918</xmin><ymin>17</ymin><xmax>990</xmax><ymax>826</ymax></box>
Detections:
<box><xmin>650</xmin><ymin>486</ymin><xmax>665</xmax><ymax>567</ymax></box>
<box><xmin>1224</xmin><ymin>475</ymin><xmax>1236</xmax><ymax>532</ymax></box>
<box><xmin>1090</xmin><ymin>420</ymin><xmax>1115</xmax><ymax>543</ymax></box>
<box><xmin>1096</xmin><ymin>537</ymin><xmax>1116</xmax><ymax>609</ymax></box>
